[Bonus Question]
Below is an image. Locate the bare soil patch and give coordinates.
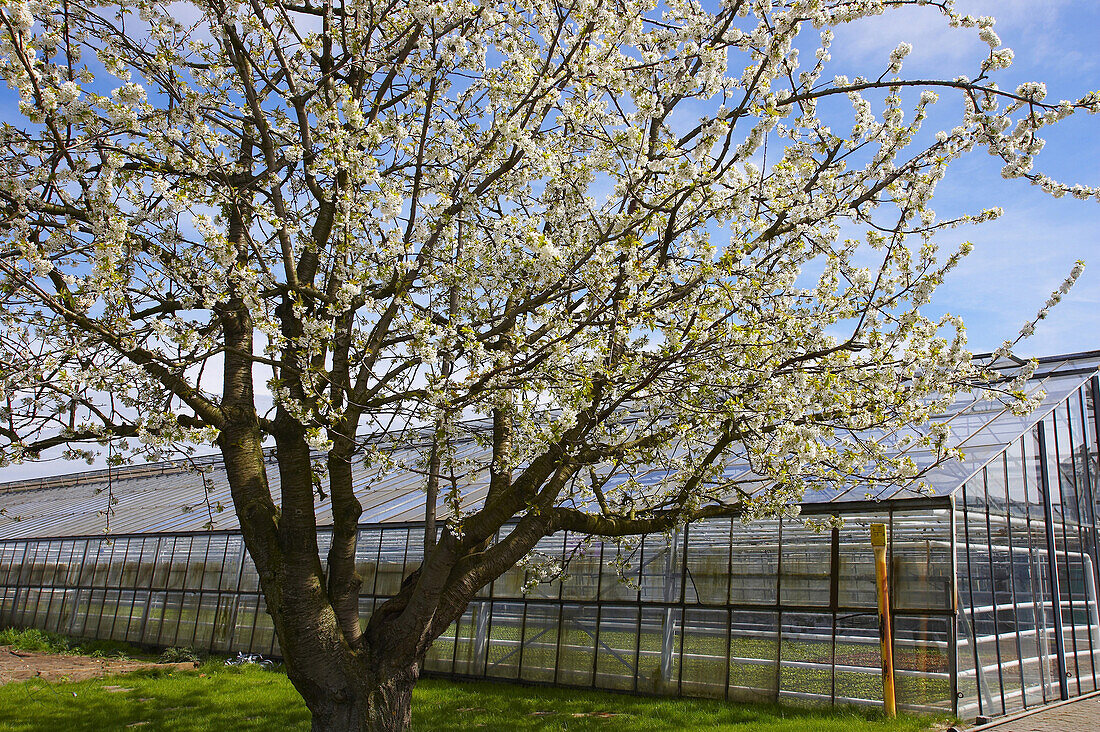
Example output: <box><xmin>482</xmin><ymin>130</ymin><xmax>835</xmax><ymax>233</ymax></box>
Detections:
<box><xmin>0</xmin><ymin>645</ymin><xmax>196</xmax><ymax>685</ymax></box>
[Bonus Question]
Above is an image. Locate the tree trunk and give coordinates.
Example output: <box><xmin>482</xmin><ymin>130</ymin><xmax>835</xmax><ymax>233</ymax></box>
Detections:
<box><xmin>303</xmin><ymin>663</ymin><xmax>418</xmax><ymax>732</ymax></box>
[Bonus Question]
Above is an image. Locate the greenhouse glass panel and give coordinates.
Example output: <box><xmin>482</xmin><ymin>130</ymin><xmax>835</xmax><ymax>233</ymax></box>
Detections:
<box><xmin>211</xmin><ymin>594</ymin><xmax>238</xmax><ymax>653</ymax></box>
<box><xmin>724</xmin><ymin>610</ymin><xmax>778</xmax><ymax>702</ymax></box>
<box><xmin>779</xmin><ymin>525</ymin><xmax>831</xmax><ymax>608</ymax></box>
<box><xmin>560</xmin><ymin>535</ymin><xmax>599</xmax><ymax>602</ymax></box>
<box><xmin>251</xmin><ymin>596</ymin><xmax>278</xmax><ymax>656</ymax></box>
<box><xmin>452</xmin><ymin>601</ymin><xmax>488</xmax><ymax>676</ymax></box>
<box><xmin>597</xmin><ymin>540</ymin><xmax>641</xmax><ymax>602</ymax></box>
<box><xmin>684</xmin><ymin>521</ymin><xmax>731</xmax><ymax>606</ymax></box>
<box><xmin>484</xmin><ymin>601</ymin><xmax>523</xmax><ymax>680</ymax></box>
<box><xmin>0</xmin><ymin>354</ymin><xmax>1097</xmax><ymax>724</ymax></box>
<box><xmin>835</xmin><ymin>513</ymin><xmax>881</xmax><ymax>610</ymax></box>
<box><xmin>635</xmin><ymin>605</ymin><xmax>680</xmax><ymax>695</ymax></box>
<box><xmin>779</xmin><ymin>611</ymin><xmax>835</xmax><ymax>704</ymax></box>
<box><xmin>728</xmin><ymin>522</ymin><xmax>778</xmax><ymax>606</ymax></box>
<box><xmin>424</xmin><ymin>620</ymin><xmax>456</xmax><ymax>673</ymax></box>
<box><xmin>893</xmin><ymin>614</ymin><xmax>953</xmax><ymax>712</ymax></box>
<box><xmin>557</xmin><ymin>603</ymin><xmax>598</xmax><ymax>686</ymax></box>
<box><xmin>594</xmin><ymin>605</ymin><xmax>639</xmax><ymax>691</ymax></box>
<box><xmin>518</xmin><ymin>604</ymin><xmax>558</xmax><ymax>683</ymax></box>
<box><xmin>680</xmin><ymin>608</ymin><xmax>730</xmax><ymax>699</ymax></box>
<box><xmin>833</xmin><ymin>612</ymin><xmax>882</xmax><ymax>706</ymax></box>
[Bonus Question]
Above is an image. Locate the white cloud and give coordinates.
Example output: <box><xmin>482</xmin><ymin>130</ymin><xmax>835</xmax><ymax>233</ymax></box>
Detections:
<box><xmin>827</xmin><ymin>0</ymin><xmax>1081</xmax><ymax>76</ymax></box>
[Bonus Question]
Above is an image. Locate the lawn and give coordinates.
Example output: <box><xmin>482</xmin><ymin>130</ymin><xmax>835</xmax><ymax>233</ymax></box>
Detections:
<box><xmin>0</xmin><ymin>627</ymin><xmax>950</xmax><ymax>730</ymax></box>
<box><xmin>0</xmin><ymin>626</ymin><xmax>161</xmax><ymax>660</ymax></box>
<box><xmin>0</xmin><ymin>663</ymin><xmax>951</xmax><ymax>732</ymax></box>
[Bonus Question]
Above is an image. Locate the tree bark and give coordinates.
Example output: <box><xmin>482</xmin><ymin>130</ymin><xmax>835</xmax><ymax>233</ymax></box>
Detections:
<box><xmin>362</xmin><ymin>665</ymin><xmax>417</xmax><ymax>732</ymax></box>
<box><xmin>295</xmin><ymin>659</ymin><xmax>417</xmax><ymax>732</ymax></box>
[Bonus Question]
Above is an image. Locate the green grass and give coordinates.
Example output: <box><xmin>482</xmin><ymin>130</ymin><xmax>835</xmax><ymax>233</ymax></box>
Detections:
<box><xmin>0</xmin><ymin>664</ymin><xmax>301</xmax><ymax>731</ymax></box>
<box><xmin>0</xmin><ymin>663</ymin><xmax>950</xmax><ymax>732</ymax></box>
<box><xmin>0</xmin><ymin>627</ymin><xmax>155</xmax><ymax>660</ymax></box>
<box><xmin>413</xmin><ymin>679</ymin><xmax>947</xmax><ymax>731</ymax></box>
<box><xmin>0</xmin><ymin>626</ymin><xmax>950</xmax><ymax>730</ymax></box>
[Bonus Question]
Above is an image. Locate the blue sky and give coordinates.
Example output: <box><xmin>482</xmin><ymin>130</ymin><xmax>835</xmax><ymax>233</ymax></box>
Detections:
<box><xmin>0</xmin><ymin>1</ymin><xmax>1097</xmax><ymax>483</ymax></box>
<box><xmin>827</xmin><ymin>0</ymin><xmax>1100</xmax><ymax>357</ymax></box>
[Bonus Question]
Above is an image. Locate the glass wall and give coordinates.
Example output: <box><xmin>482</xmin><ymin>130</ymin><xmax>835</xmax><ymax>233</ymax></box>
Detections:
<box><xmin>2</xmin><ymin>378</ymin><xmax>1096</xmax><ymax>720</ymax></box>
<box><xmin>0</xmin><ymin>501</ymin><xmax>955</xmax><ymax>713</ymax></box>
<box><xmin>955</xmin><ymin>378</ymin><xmax>1100</xmax><ymax>720</ymax></box>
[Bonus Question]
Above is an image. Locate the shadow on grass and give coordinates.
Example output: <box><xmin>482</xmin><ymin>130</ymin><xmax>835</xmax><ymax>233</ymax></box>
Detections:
<box><xmin>0</xmin><ymin>665</ymin><xmax>310</xmax><ymax>731</ymax></box>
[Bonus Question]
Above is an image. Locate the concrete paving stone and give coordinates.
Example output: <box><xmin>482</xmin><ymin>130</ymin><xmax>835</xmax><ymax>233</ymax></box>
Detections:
<box><xmin>982</xmin><ymin>695</ymin><xmax>1100</xmax><ymax>732</ymax></box>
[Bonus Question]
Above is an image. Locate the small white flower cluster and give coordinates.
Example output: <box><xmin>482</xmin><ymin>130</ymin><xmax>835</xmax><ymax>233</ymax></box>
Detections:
<box><xmin>0</xmin><ymin>0</ymin><xmax>1095</xmax><ymax>560</ymax></box>
<box><xmin>518</xmin><ymin>551</ymin><xmax>564</xmax><ymax>595</ymax></box>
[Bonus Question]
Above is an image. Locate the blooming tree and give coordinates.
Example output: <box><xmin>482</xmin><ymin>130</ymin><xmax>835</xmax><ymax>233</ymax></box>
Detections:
<box><xmin>0</xmin><ymin>0</ymin><xmax>1095</xmax><ymax>728</ymax></box>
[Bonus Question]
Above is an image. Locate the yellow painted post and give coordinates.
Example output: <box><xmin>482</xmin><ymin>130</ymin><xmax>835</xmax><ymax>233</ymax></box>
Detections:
<box><xmin>871</xmin><ymin>523</ymin><xmax>896</xmax><ymax>718</ymax></box>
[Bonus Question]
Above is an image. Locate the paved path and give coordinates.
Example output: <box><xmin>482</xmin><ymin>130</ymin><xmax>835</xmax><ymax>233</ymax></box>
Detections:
<box><xmin>980</xmin><ymin>694</ymin><xmax>1100</xmax><ymax>731</ymax></box>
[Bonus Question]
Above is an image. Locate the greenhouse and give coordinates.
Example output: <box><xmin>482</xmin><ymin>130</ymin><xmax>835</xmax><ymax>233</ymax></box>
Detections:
<box><xmin>1</xmin><ymin>351</ymin><xmax>1099</xmax><ymax>723</ymax></box>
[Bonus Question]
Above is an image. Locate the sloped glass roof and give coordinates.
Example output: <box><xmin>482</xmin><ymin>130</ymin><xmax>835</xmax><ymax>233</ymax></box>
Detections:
<box><xmin>0</xmin><ymin>352</ymin><xmax>1096</xmax><ymax>540</ymax></box>
<box><xmin>817</xmin><ymin>362</ymin><xmax>1096</xmax><ymax>503</ymax></box>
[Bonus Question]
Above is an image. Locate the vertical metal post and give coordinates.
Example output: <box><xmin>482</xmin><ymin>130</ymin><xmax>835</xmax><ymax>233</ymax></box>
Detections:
<box><xmin>591</xmin><ymin>538</ymin><xmax>605</xmax><ymax>683</ymax></box>
<box><xmin>961</xmin><ymin>481</ymin><xmax>994</xmax><ymax>715</ymax></box>
<box><xmin>983</xmin><ymin>468</ymin><xmax>1007</xmax><ymax>713</ymax></box>
<box><xmin>774</xmin><ymin>518</ymin><xmax>783</xmax><ymax>704</ymax></box>
<box><xmin>157</xmin><ymin>537</ymin><xmax>176</xmax><ymax>647</ymax></box>
<box><xmin>472</xmin><ymin>600</ymin><xmax>490</xmax><ymax>672</ymax></box>
<box><xmin>660</xmin><ymin>528</ymin><xmax>679</xmax><ymax>684</ymax></box>
<box><xmin>482</xmin><ymin>530</ymin><xmax>501</xmax><ymax>680</ymax></box>
<box><xmin>1038</xmin><ymin>420</ymin><xmax>1071</xmax><ymax>701</ymax></box>
<box><xmin>1083</xmin><ymin>554</ymin><xmax>1100</xmax><ymax>656</ymax></box>
<box><xmin>226</xmin><ymin>539</ymin><xmax>247</xmax><ymax>650</ymax></box>
<box><xmin>68</xmin><ymin>539</ymin><xmax>90</xmax><ymax>636</ymax></box>
<box><xmin>98</xmin><ymin>537</ymin><xmax>119</xmax><ymax>640</ymax></box>
<box><xmin>829</xmin><ymin>526</ymin><xmax>841</xmax><ymax>706</ymax></box>
<box><xmin>45</xmin><ymin>541</ymin><xmax>61</xmax><ymax>629</ymax></box>
<box><xmin>24</xmin><ymin>542</ymin><xmax>39</xmax><ymax>628</ymax></box>
<box><xmin>123</xmin><ymin>538</ymin><xmax>146</xmax><ymax>642</ymax></box>
<box><xmin>24</xmin><ymin>541</ymin><xmax>45</xmax><ymax>629</ymax></box>
<box><xmin>209</xmin><ymin>534</ymin><xmax>231</xmax><ymax>652</ymax></box>
<box><xmin>517</xmin><ymin>601</ymin><xmax>530</xmax><ymax>680</ymax></box>
<box><xmin>1051</xmin><ymin>406</ymin><xmax>1083</xmax><ymax>695</ymax></box>
<box><xmin>1002</xmin><ymin>453</ymin><xmax>1029</xmax><ymax>708</ymax></box>
<box><xmin>174</xmin><ymin>535</ymin><xmax>194</xmax><ymax>648</ymax></box>
<box><xmin>370</xmin><ymin>528</ymin><xmax>383</xmax><ymax>602</ymax></box>
<box><xmin>1038</xmin><ymin>575</ymin><xmax>1053</xmax><ymax>702</ymax></box>
<box><xmin>676</xmin><ymin>524</ymin><xmax>689</xmax><ymax>696</ymax></box>
<box><xmin>0</xmin><ymin>543</ymin><xmax>13</xmax><ymax>603</ymax></box>
<box><xmin>959</xmin><ymin>603</ymin><xmax>994</xmax><ymax>714</ymax></box>
<box><xmin>90</xmin><ymin>540</ymin><xmax>110</xmax><ymax>638</ymax></box>
<box><xmin>724</xmin><ymin>520</ymin><xmax>734</xmax><ymax>701</ymax></box>
<box><xmin>189</xmin><ymin>535</ymin><xmax>210</xmax><ymax>649</ymax></box>
<box><xmin>156</xmin><ymin>537</ymin><xmax>176</xmax><ymax>648</ymax></box>
<box><xmin>872</xmin><ymin>523</ymin><xmax>896</xmax><ymax>717</ymax></box>
<box><xmin>39</xmin><ymin>541</ymin><xmax>59</xmax><ymax>633</ymax></box>
<box><xmin>139</xmin><ymin>536</ymin><xmax>162</xmax><ymax>645</ymax></box>
<box><xmin>48</xmin><ymin>541</ymin><xmax>71</xmax><ymax>635</ymax></box>
<box><xmin>155</xmin><ymin>536</ymin><xmax>172</xmax><ymax>647</ymax></box>
<box><xmin>7</xmin><ymin>542</ymin><xmax>30</xmax><ymax>627</ymax></box>
<box><xmin>949</xmin><ymin>495</ymin><xmax>959</xmax><ymax>718</ymax></box>
<box><xmin>552</xmin><ymin>532</ymin><xmax>567</xmax><ymax>685</ymax></box>
<box><xmin>1021</xmin><ymin>437</ymin><xmax>1052</xmax><ymax>702</ymax></box>
<box><xmin>1083</xmin><ymin>380</ymin><xmax>1100</xmax><ymax>691</ymax></box>
<box><xmin>631</xmin><ymin>535</ymin><xmax>645</xmax><ymax>695</ymax></box>
<box><xmin>1065</xmin><ymin>387</ymin><xmax>1098</xmax><ymax>692</ymax></box>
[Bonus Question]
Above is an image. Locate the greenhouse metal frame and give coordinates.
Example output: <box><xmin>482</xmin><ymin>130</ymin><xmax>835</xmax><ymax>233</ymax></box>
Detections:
<box><xmin>1</xmin><ymin>353</ymin><xmax>1099</xmax><ymax>722</ymax></box>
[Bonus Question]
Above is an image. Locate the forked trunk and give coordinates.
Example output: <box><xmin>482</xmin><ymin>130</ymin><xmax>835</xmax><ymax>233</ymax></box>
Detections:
<box><xmin>304</xmin><ymin>664</ymin><xmax>418</xmax><ymax>732</ymax></box>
